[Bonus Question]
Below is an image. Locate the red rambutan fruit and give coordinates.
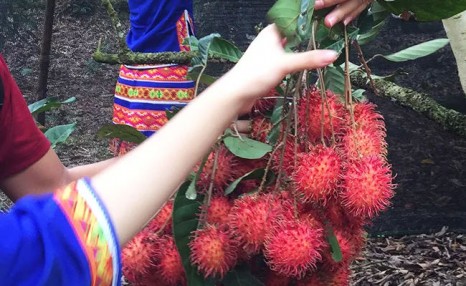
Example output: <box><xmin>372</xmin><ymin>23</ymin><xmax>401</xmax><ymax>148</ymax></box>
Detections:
<box><xmin>264</xmin><ymin>270</ymin><xmax>292</xmax><ymax>286</ymax></box>
<box><xmin>204</xmin><ymin>196</ymin><xmax>232</xmax><ymax>227</ymax></box>
<box><xmin>228</xmin><ymin>193</ymin><xmax>293</xmax><ymax>254</ymax></box>
<box><xmin>292</xmin><ymin>146</ymin><xmax>341</xmax><ymax>204</ymax></box>
<box><xmin>340</xmin><ymin>155</ymin><xmax>395</xmax><ymax>218</ymax></box>
<box><xmin>250</xmin><ymin>116</ymin><xmax>274</xmax><ymax>143</ymax></box>
<box><xmin>121</xmin><ymin>232</ymin><xmax>155</xmax><ymax>284</ymax></box>
<box><xmin>341</xmin><ymin>125</ymin><xmax>387</xmax><ymax>161</ymax></box>
<box><xmin>251</xmin><ymin>88</ymin><xmax>278</xmax><ymax>114</ymax></box>
<box><xmin>152</xmin><ymin>235</ymin><xmax>185</xmax><ymax>286</ymax></box>
<box><xmin>272</xmin><ymin>135</ymin><xmax>302</xmax><ymax>178</ymax></box>
<box><xmin>297</xmin><ymin>89</ymin><xmax>345</xmax><ymax>143</ymax></box>
<box><xmin>145</xmin><ymin>200</ymin><xmax>173</xmax><ymax>234</ymax></box>
<box><xmin>321</xmin><ymin>266</ymin><xmax>350</xmax><ymax>286</ymax></box>
<box><xmin>352</xmin><ymin>102</ymin><xmax>385</xmax><ymax>131</ymax></box>
<box><xmin>321</xmin><ymin>229</ymin><xmax>356</xmax><ymax>270</ymax></box>
<box><xmin>189</xmin><ymin>224</ymin><xmax>238</xmax><ymax>279</ymax></box>
<box><xmin>296</xmin><ymin>266</ymin><xmax>350</xmax><ymax>286</ymax></box>
<box><xmin>264</xmin><ymin>219</ymin><xmax>324</xmax><ymax>279</ymax></box>
<box><xmin>298</xmin><ymin>211</ymin><xmax>324</xmax><ymax>232</ymax></box>
<box><xmin>195</xmin><ymin>146</ymin><xmax>240</xmax><ymax>191</ymax></box>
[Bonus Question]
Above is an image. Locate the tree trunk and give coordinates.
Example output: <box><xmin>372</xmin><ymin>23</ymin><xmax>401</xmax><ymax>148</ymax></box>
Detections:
<box><xmin>442</xmin><ymin>10</ymin><xmax>466</xmax><ymax>96</ymax></box>
<box><xmin>37</xmin><ymin>0</ymin><xmax>56</xmax><ymax>126</ymax></box>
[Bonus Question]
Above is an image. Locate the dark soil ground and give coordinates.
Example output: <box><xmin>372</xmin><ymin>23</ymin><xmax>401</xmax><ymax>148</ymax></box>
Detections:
<box><xmin>1</xmin><ymin>2</ymin><xmax>466</xmax><ymax>285</ymax></box>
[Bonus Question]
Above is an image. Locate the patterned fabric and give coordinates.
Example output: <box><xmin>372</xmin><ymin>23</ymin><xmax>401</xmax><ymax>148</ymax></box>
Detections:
<box><xmin>111</xmin><ymin>10</ymin><xmax>195</xmax><ymax>156</ymax></box>
<box><xmin>54</xmin><ymin>179</ymin><xmax>121</xmax><ymax>286</ymax></box>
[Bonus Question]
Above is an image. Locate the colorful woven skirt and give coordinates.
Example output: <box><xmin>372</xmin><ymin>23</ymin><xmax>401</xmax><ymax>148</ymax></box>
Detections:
<box><xmin>111</xmin><ymin>64</ymin><xmax>195</xmax><ymax>155</ymax></box>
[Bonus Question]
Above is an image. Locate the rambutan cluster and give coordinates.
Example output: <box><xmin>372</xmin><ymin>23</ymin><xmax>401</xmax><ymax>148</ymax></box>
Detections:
<box><xmin>122</xmin><ymin>87</ymin><xmax>394</xmax><ymax>285</ymax></box>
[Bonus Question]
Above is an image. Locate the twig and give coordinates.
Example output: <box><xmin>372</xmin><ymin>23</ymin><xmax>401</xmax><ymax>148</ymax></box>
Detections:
<box><xmin>353</xmin><ymin>40</ymin><xmax>378</xmax><ymax>96</ymax></box>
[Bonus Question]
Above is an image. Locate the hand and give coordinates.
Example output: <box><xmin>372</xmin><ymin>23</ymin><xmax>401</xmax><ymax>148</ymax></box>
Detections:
<box><xmin>315</xmin><ymin>0</ymin><xmax>373</xmax><ymax>27</ymax></box>
<box><xmin>226</xmin><ymin>24</ymin><xmax>338</xmax><ymax>112</ymax></box>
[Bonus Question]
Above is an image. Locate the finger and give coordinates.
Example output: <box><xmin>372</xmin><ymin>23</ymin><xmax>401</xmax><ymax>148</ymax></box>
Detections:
<box><xmin>324</xmin><ymin>0</ymin><xmax>370</xmax><ymax>27</ymax></box>
<box><xmin>233</xmin><ymin>120</ymin><xmax>252</xmax><ymax>134</ymax></box>
<box><xmin>314</xmin><ymin>0</ymin><xmax>347</xmax><ymax>10</ymax></box>
<box><xmin>282</xmin><ymin>50</ymin><xmax>338</xmax><ymax>74</ymax></box>
<box><xmin>343</xmin><ymin>2</ymin><xmax>371</xmax><ymax>25</ymax></box>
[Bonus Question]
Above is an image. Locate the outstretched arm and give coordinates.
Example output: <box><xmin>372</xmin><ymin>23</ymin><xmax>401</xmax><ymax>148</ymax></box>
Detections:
<box><xmin>1</xmin><ymin>149</ymin><xmax>118</xmax><ymax>201</ymax></box>
<box><xmin>91</xmin><ymin>24</ymin><xmax>339</xmax><ymax>244</ymax></box>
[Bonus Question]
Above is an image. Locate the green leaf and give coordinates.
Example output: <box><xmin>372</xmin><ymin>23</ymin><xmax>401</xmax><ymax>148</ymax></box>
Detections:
<box><xmin>28</xmin><ymin>97</ymin><xmax>77</xmax><ymax>115</ymax></box>
<box><xmin>188</xmin><ymin>66</ymin><xmax>217</xmax><ymax>85</ymax></box>
<box><xmin>222</xmin><ymin>264</ymin><xmax>264</xmax><ymax>286</ymax></box>
<box><xmin>267</xmin><ymin>97</ymin><xmax>286</xmax><ymax>145</ymax></box>
<box><xmin>380</xmin><ymin>38</ymin><xmax>450</xmax><ymax>62</ymax></box>
<box><xmin>225</xmin><ymin>169</ymin><xmax>275</xmax><ymax>195</ymax></box>
<box><xmin>267</xmin><ymin>0</ymin><xmax>301</xmax><ymax>46</ymax></box>
<box><xmin>173</xmin><ymin>182</ymin><xmax>205</xmax><ymax>286</ymax></box>
<box><xmin>97</xmin><ymin>124</ymin><xmax>146</xmax><ymax>144</ymax></box>
<box><xmin>297</xmin><ymin>0</ymin><xmax>316</xmax><ymax>39</ymax></box>
<box><xmin>44</xmin><ymin>123</ymin><xmax>76</xmax><ymax>148</ymax></box>
<box><xmin>185</xmin><ymin>36</ymin><xmax>199</xmax><ymax>52</ymax></box>
<box><xmin>326</xmin><ymin>225</ymin><xmax>343</xmax><ymax>262</ymax></box>
<box><xmin>377</xmin><ymin>0</ymin><xmax>466</xmax><ymax>21</ymax></box>
<box><xmin>316</xmin><ymin>24</ymin><xmax>359</xmax><ymax>53</ymax></box>
<box><xmin>209</xmin><ymin>37</ymin><xmax>243</xmax><ymax>63</ymax></box>
<box><xmin>223</xmin><ymin>134</ymin><xmax>272</xmax><ymax>159</ymax></box>
<box><xmin>356</xmin><ymin>3</ymin><xmax>389</xmax><ymax>45</ymax></box>
<box><xmin>198</xmin><ymin>33</ymin><xmax>221</xmax><ymax>66</ymax></box>
<box><xmin>324</xmin><ymin>64</ymin><xmax>345</xmax><ymax>96</ymax></box>
<box><xmin>352</xmin><ymin>89</ymin><xmax>367</xmax><ymax>102</ymax></box>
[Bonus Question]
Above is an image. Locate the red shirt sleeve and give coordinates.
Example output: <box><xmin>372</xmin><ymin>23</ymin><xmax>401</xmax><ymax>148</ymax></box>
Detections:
<box><xmin>0</xmin><ymin>55</ymin><xmax>50</xmax><ymax>181</ymax></box>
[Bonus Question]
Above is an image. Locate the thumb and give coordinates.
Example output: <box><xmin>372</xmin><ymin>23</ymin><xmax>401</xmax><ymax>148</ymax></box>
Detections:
<box><xmin>283</xmin><ymin>50</ymin><xmax>339</xmax><ymax>74</ymax></box>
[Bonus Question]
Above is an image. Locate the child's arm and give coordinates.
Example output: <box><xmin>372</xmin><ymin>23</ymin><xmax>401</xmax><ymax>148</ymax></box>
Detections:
<box><xmin>91</xmin><ymin>24</ymin><xmax>339</xmax><ymax>244</ymax></box>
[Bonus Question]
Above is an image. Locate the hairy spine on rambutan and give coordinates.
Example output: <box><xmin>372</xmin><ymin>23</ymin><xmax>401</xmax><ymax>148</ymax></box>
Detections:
<box><xmin>341</xmin><ymin>125</ymin><xmax>387</xmax><ymax>161</ymax></box>
<box><xmin>297</xmin><ymin>89</ymin><xmax>345</xmax><ymax>144</ymax></box>
<box><xmin>144</xmin><ymin>200</ymin><xmax>173</xmax><ymax>234</ymax></box>
<box><xmin>292</xmin><ymin>146</ymin><xmax>342</xmax><ymax>204</ymax></box>
<box><xmin>340</xmin><ymin>155</ymin><xmax>395</xmax><ymax>219</ymax></box>
<box><xmin>251</xmin><ymin>88</ymin><xmax>278</xmax><ymax>114</ymax></box>
<box><xmin>121</xmin><ymin>232</ymin><xmax>155</xmax><ymax>284</ymax></box>
<box><xmin>250</xmin><ymin>116</ymin><xmax>274</xmax><ymax>143</ymax></box>
<box><xmin>228</xmin><ymin>193</ymin><xmax>294</xmax><ymax>254</ymax></box>
<box><xmin>264</xmin><ymin>270</ymin><xmax>292</xmax><ymax>286</ymax></box>
<box><xmin>264</xmin><ymin>219</ymin><xmax>324</xmax><ymax>279</ymax></box>
<box><xmin>272</xmin><ymin>135</ymin><xmax>302</xmax><ymax>178</ymax></box>
<box><xmin>321</xmin><ymin>266</ymin><xmax>351</xmax><ymax>286</ymax></box>
<box><xmin>151</xmin><ymin>235</ymin><xmax>186</xmax><ymax>286</ymax></box>
<box><xmin>194</xmin><ymin>146</ymin><xmax>240</xmax><ymax>192</ymax></box>
<box><xmin>189</xmin><ymin>224</ymin><xmax>238</xmax><ymax>279</ymax></box>
<box><xmin>296</xmin><ymin>265</ymin><xmax>350</xmax><ymax>286</ymax></box>
<box><xmin>204</xmin><ymin>196</ymin><xmax>232</xmax><ymax>227</ymax></box>
<box><xmin>321</xmin><ymin>229</ymin><xmax>356</xmax><ymax>270</ymax></box>
<box><xmin>352</xmin><ymin>102</ymin><xmax>385</xmax><ymax>131</ymax></box>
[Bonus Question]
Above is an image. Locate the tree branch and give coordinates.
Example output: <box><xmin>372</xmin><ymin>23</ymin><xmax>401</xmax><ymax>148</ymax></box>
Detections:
<box><xmin>351</xmin><ymin>73</ymin><xmax>466</xmax><ymax>138</ymax></box>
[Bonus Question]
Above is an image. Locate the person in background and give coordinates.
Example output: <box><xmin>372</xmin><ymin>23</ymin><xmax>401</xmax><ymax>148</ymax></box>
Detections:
<box><xmin>110</xmin><ymin>0</ymin><xmax>199</xmax><ymax>155</ymax></box>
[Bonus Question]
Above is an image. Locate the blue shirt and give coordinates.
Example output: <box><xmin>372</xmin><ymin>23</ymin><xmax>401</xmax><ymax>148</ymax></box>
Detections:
<box><xmin>0</xmin><ymin>179</ymin><xmax>121</xmax><ymax>286</ymax></box>
<box><xmin>127</xmin><ymin>0</ymin><xmax>194</xmax><ymax>53</ymax></box>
